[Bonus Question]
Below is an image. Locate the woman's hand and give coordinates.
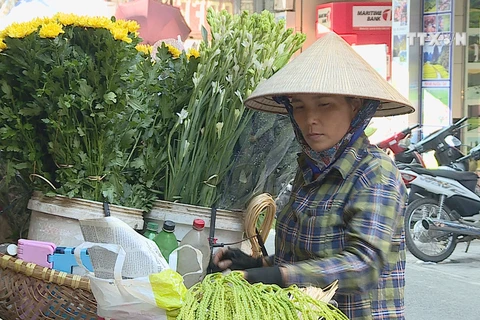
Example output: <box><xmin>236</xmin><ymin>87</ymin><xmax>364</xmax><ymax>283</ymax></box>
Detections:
<box><xmin>212</xmin><ymin>247</ymin><xmax>263</xmax><ymax>270</ymax></box>
<box><xmin>212</xmin><ymin>248</ymin><xmax>287</xmax><ymax>287</ymax></box>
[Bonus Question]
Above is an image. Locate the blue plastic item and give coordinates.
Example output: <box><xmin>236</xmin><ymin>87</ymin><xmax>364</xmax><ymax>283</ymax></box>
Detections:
<box><xmin>48</xmin><ymin>247</ymin><xmax>94</xmax><ymax>274</ymax></box>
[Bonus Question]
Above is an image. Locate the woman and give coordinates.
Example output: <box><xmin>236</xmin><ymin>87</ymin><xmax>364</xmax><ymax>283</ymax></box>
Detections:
<box><xmin>213</xmin><ymin>32</ymin><xmax>414</xmax><ymax>319</ymax></box>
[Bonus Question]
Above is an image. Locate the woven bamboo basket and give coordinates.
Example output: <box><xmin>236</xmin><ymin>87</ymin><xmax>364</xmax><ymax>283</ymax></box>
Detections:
<box><xmin>0</xmin><ymin>253</ymin><xmax>97</xmax><ymax>320</ymax></box>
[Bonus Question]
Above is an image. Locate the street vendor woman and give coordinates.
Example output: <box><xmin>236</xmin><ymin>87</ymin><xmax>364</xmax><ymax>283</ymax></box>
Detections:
<box><xmin>212</xmin><ymin>32</ymin><xmax>414</xmax><ymax>319</ymax></box>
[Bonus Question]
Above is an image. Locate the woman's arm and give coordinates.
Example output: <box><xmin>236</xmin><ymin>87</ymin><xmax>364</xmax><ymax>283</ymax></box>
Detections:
<box><xmin>281</xmin><ymin>162</ymin><xmax>406</xmax><ymax>293</ymax></box>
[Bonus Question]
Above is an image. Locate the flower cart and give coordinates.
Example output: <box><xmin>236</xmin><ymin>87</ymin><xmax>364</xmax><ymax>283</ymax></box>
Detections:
<box><xmin>0</xmin><ymin>8</ymin><xmax>353</xmax><ymax>320</ymax></box>
<box><xmin>0</xmin><ymin>251</ymin><xmax>346</xmax><ymax>320</ymax></box>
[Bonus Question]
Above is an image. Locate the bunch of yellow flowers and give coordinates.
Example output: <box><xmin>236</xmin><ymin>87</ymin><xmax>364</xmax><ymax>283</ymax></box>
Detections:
<box><xmin>0</xmin><ymin>13</ymin><xmax>140</xmax><ymax>50</ymax></box>
<box><xmin>0</xmin><ymin>12</ymin><xmax>201</xmax><ymax>210</ymax></box>
<box><xmin>0</xmin><ymin>13</ymin><xmax>200</xmax><ymax>61</ymax></box>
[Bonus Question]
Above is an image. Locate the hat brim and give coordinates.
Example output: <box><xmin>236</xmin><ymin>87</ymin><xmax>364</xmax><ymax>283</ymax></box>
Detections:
<box><xmin>243</xmin><ymin>32</ymin><xmax>415</xmax><ymax>117</ymax></box>
<box><xmin>244</xmin><ymin>93</ymin><xmax>414</xmax><ymax>117</ymax></box>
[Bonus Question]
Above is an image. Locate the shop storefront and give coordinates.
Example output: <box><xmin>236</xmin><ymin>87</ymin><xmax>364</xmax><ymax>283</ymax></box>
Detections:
<box><xmin>316</xmin><ymin>2</ymin><xmax>393</xmax><ymax>80</ymax></box>
<box><xmin>389</xmin><ymin>0</ymin><xmax>479</xmax><ymax>156</ymax></box>
<box><xmin>419</xmin><ymin>0</ymin><xmax>454</xmax><ymax>136</ymax></box>
<box><xmin>391</xmin><ymin>0</ymin><xmax>458</xmax><ymax>141</ymax></box>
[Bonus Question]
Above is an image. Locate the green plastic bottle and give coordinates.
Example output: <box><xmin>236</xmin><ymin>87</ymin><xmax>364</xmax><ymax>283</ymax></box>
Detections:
<box><xmin>143</xmin><ymin>221</ymin><xmax>159</xmax><ymax>240</ymax></box>
<box><xmin>153</xmin><ymin>220</ymin><xmax>178</xmax><ymax>262</ymax></box>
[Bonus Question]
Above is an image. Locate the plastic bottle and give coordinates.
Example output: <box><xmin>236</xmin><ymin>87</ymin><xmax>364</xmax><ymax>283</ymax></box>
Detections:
<box><xmin>143</xmin><ymin>222</ymin><xmax>159</xmax><ymax>240</ymax></box>
<box><xmin>176</xmin><ymin>219</ymin><xmax>211</xmax><ymax>288</ymax></box>
<box><xmin>153</xmin><ymin>220</ymin><xmax>178</xmax><ymax>263</ymax></box>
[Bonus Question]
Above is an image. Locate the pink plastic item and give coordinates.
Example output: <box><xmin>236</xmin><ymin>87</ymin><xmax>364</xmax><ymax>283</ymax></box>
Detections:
<box><xmin>17</xmin><ymin>239</ymin><xmax>56</xmax><ymax>268</ymax></box>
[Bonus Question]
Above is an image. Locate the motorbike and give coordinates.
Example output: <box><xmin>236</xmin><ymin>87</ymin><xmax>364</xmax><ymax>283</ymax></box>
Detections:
<box><xmin>376</xmin><ymin>124</ymin><xmax>425</xmax><ymax>167</ymax></box>
<box><xmin>400</xmin><ymin>142</ymin><xmax>480</xmax><ymax>262</ymax></box>
<box><xmin>400</xmin><ymin>118</ymin><xmax>471</xmax><ymax>205</ymax></box>
<box><xmin>402</xmin><ymin>117</ymin><xmax>469</xmax><ymax>171</ymax></box>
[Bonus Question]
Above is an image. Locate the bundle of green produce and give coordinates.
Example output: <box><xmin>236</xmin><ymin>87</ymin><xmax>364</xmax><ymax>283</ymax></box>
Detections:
<box><xmin>176</xmin><ymin>272</ymin><xmax>349</xmax><ymax>320</ymax></box>
<box><xmin>165</xmin><ymin>8</ymin><xmax>306</xmax><ymax>208</ymax></box>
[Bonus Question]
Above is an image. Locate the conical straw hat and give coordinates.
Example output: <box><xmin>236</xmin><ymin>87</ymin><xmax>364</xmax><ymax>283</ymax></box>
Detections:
<box><xmin>244</xmin><ymin>32</ymin><xmax>414</xmax><ymax>117</ymax></box>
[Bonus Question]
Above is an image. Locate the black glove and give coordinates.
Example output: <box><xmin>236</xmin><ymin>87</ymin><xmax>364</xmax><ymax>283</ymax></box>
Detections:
<box><xmin>216</xmin><ymin>247</ymin><xmax>263</xmax><ymax>270</ymax></box>
<box><xmin>245</xmin><ymin>266</ymin><xmax>286</xmax><ymax>287</ymax></box>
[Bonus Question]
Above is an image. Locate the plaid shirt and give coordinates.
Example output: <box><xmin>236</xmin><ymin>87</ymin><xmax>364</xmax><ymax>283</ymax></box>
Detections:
<box><xmin>274</xmin><ymin>134</ymin><xmax>406</xmax><ymax>319</ymax></box>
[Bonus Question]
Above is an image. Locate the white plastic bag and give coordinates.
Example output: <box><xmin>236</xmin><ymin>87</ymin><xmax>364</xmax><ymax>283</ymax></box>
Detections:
<box><xmin>79</xmin><ymin>216</ymin><xmax>169</xmax><ymax>279</ymax></box>
<box><xmin>74</xmin><ymin>242</ymin><xmax>203</xmax><ymax>320</ymax></box>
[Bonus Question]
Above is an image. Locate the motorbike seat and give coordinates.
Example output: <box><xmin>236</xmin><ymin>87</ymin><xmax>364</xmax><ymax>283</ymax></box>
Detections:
<box><xmin>397</xmin><ymin>163</ymin><xmax>423</xmax><ymax>170</ymax></box>
<box><xmin>409</xmin><ymin>166</ymin><xmax>478</xmax><ymax>190</ymax></box>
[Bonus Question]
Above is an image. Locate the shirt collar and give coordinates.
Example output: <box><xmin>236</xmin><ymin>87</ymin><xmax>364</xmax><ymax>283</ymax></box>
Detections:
<box><xmin>331</xmin><ymin>134</ymin><xmax>368</xmax><ymax>179</ymax></box>
<box><xmin>298</xmin><ymin>134</ymin><xmax>368</xmax><ymax>182</ymax></box>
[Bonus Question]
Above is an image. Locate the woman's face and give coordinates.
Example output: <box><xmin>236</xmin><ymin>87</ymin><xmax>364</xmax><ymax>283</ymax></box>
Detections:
<box><xmin>290</xmin><ymin>95</ymin><xmax>361</xmax><ymax>152</ymax></box>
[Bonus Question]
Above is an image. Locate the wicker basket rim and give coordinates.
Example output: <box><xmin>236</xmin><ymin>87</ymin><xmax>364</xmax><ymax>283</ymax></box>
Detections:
<box><xmin>0</xmin><ymin>252</ymin><xmax>91</xmax><ymax>291</ymax></box>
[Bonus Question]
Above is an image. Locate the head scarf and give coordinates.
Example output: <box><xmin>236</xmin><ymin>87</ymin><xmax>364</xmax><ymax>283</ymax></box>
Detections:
<box><xmin>274</xmin><ymin>96</ymin><xmax>380</xmax><ymax>178</ymax></box>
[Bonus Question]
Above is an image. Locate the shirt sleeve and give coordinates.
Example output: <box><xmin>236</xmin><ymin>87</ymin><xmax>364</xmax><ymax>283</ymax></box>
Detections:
<box><xmin>281</xmin><ymin>161</ymin><xmax>406</xmax><ymax>293</ymax></box>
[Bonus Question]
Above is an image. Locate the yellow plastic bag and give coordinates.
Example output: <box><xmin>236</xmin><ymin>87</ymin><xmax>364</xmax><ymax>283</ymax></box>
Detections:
<box><xmin>150</xmin><ymin>269</ymin><xmax>187</xmax><ymax>311</ymax></box>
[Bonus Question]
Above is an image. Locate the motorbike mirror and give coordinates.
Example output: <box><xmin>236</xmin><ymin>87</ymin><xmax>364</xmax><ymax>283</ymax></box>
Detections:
<box><xmin>445</xmin><ymin>135</ymin><xmax>462</xmax><ymax>147</ymax></box>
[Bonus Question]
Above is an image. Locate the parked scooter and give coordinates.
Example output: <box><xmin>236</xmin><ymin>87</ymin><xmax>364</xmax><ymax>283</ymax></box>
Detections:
<box><xmin>400</xmin><ymin>143</ymin><xmax>480</xmax><ymax>262</ymax></box>
<box><xmin>400</xmin><ymin>118</ymin><xmax>470</xmax><ymax>205</ymax></box>
<box><xmin>376</xmin><ymin>124</ymin><xmax>425</xmax><ymax>167</ymax></box>
<box><xmin>403</xmin><ymin>117</ymin><xmax>469</xmax><ymax>171</ymax></box>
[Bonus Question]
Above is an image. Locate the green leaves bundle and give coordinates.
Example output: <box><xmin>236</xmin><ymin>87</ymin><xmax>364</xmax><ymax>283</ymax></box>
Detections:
<box><xmin>165</xmin><ymin>9</ymin><xmax>306</xmax><ymax>207</ymax></box>
<box><xmin>127</xmin><ymin>44</ymin><xmax>200</xmax><ymax>203</ymax></box>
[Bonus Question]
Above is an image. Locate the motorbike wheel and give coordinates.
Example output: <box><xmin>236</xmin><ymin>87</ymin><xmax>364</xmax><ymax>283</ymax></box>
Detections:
<box><xmin>404</xmin><ymin>198</ymin><xmax>457</xmax><ymax>262</ymax></box>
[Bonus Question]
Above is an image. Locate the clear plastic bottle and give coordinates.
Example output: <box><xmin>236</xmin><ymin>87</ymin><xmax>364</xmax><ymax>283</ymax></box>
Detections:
<box><xmin>176</xmin><ymin>219</ymin><xmax>211</xmax><ymax>288</ymax></box>
<box><xmin>143</xmin><ymin>221</ymin><xmax>159</xmax><ymax>240</ymax></box>
<box><xmin>153</xmin><ymin>220</ymin><xmax>178</xmax><ymax>263</ymax></box>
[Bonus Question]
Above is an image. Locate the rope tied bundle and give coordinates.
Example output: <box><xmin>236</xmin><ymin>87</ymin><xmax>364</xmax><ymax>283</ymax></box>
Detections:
<box><xmin>244</xmin><ymin>193</ymin><xmax>276</xmax><ymax>258</ymax></box>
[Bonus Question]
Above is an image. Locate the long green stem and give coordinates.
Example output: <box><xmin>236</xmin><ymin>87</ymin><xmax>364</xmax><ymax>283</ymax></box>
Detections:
<box><xmin>165</xmin><ymin>9</ymin><xmax>305</xmax><ymax>207</ymax></box>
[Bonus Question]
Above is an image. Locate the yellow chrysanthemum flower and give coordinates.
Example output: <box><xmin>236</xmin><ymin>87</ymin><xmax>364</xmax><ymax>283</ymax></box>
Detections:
<box><xmin>54</xmin><ymin>13</ymin><xmax>79</xmax><ymax>26</ymax></box>
<box><xmin>28</xmin><ymin>17</ymin><xmax>50</xmax><ymax>29</ymax></box>
<box><xmin>166</xmin><ymin>44</ymin><xmax>181</xmax><ymax>58</ymax></box>
<box><xmin>89</xmin><ymin>16</ymin><xmax>113</xmax><ymax>29</ymax></box>
<box><xmin>135</xmin><ymin>44</ymin><xmax>152</xmax><ymax>55</ymax></box>
<box><xmin>39</xmin><ymin>22</ymin><xmax>65</xmax><ymax>38</ymax></box>
<box><xmin>110</xmin><ymin>26</ymin><xmax>132</xmax><ymax>43</ymax></box>
<box><xmin>74</xmin><ymin>16</ymin><xmax>97</xmax><ymax>28</ymax></box>
<box><xmin>0</xmin><ymin>40</ymin><xmax>7</xmax><ymax>51</ymax></box>
<box><xmin>187</xmin><ymin>48</ymin><xmax>200</xmax><ymax>59</ymax></box>
<box><xmin>115</xmin><ymin>20</ymin><xmax>140</xmax><ymax>34</ymax></box>
<box><xmin>5</xmin><ymin>22</ymin><xmax>38</xmax><ymax>38</ymax></box>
